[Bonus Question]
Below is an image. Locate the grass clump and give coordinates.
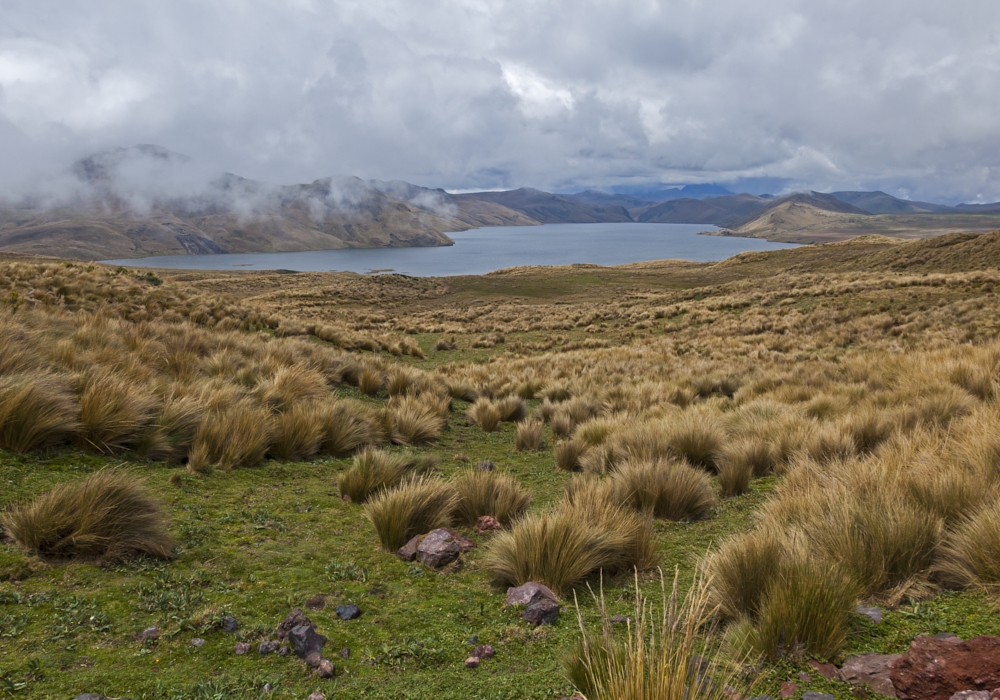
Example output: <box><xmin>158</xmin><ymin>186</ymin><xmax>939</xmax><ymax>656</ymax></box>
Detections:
<box><xmin>938</xmin><ymin>503</ymin><xmax>1000</xmax><ymax>588</ymax></box>
<box><xmin>270</xmin><ymin>403</ymin><xmax>325</xmax><ymax>461</ymax></box>
<box><xmin>387</xmin><ymin>394</ymin><xmax>447</xmax><ymax>446</ymax></box>
<box><xmin>610</xmin><ymin>460</ymin><xmax>716</xmax><ymax>521</ymax></box>
<box><xmin>320</xmin><ymin>401</ymin><xmax>379</xmax><ymax>456</ymax></box>
<box><xmin>1</xmin><ymin>470</ymin><xmax>174</xmax><ymax>561</ymax></box>
<box><xmin>187</xmin><ymin>402</ymin><xmax>274</xmax><ymax>472</ymax></box>
<box><xmin>515</xmin><ymin>420</ymin><xmax>546</xmax><ymax>452</ymax></box>
<box><xmin>467</xmin><ymin>397</ymin><xmax>502</xmax><ymax>433</ymax></box>
<box><xmin>708</xmin><ymin>528</ymin><xmax>788</xmax><ymax>620</ymax></box>
<box><xmin>364</xmin><ymin>476</ymin><xmax>458</xmax><ymax>551</ymax></box>
<box><xmin>452</xmin><ymin>470</ymin><xmax>532</xmax><ymax>525</ymax></box>
<box><xmin>555</xmin><ymin>438</ymin><xmax>588</xmax><ymax>471</ymax></box>
<box><xmin>0</xmin><ymin>373</ymin><xmax>79</xmax><ymax>453</ymax></box>
<box><xmin>338</xmin><ymin>448</ymin><xmax>435</xmax><ymax>503</ymax></box>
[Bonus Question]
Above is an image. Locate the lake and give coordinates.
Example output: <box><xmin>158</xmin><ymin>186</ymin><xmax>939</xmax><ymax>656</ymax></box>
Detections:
<box><xmin>102</xmin><ymin>223</ymin><xmax>798</xmax><ymax>276</ymax></box>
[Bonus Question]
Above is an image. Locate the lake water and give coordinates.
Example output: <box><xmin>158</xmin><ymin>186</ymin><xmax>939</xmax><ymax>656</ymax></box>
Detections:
<box><xmin>102</xmin><ymin>223</ymin><xmax>797</xmax><ymax>277</ymax></box>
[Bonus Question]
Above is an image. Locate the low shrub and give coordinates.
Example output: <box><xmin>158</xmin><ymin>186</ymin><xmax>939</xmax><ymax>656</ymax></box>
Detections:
<box><xmin>364</xmin><ymin>476</ymin><xmax>458</xmax><ymax>551</ymax></box>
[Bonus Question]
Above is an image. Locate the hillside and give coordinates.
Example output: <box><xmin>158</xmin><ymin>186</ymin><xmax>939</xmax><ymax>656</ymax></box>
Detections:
<box><xmin>829</xmin><ymin>190</ymin><xmax>950</xmax><ymax>214</ymax></box>
<box><xmin>455</xmin><ymin>188</ymin><xmax>633</xmax><ymax>224</ymax></box>
<box><xmin>632</xmin><ymin>193</ymin><xmax>768</xmax><ymax>225</ymax></box>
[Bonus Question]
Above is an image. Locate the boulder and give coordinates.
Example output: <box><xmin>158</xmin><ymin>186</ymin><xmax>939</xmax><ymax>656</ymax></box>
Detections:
<box><xmin>289</xmin><ymin>624</ymin><xmax>327</xmax><ymax>661</ymax></box>
<box><xmin>416</xmin><ymin>529</ymin><xmax>461</xmax><ymax>568</ymax></box>
<box><xmin>522</xmin><ymin>592</ymin><xmax>560</xmax><ymax>626</ymax></box>
<box><xmin>465</xmin><ymin>656</ymin><xmax>481</xmax><ymax>668</ymax></box>
<box><xmin>221</xmin><ymin>615</ymin><xmax>239</xmax><ymax>633</ymax></box>
<box><xmin>891</xmin><ymin>635</ymin><xmax>1000</xmax><ymax>700</ymax></box>
<box><xmin>476</xmin><ymin>515</ymin><xmax>501</xmax><ymax>533</ymax></box>
<box><xmin>258</xmin><ymin>640</ymin><xmax>279</xmax><ymax>655</ymax></box>
<box><xmin>855</xmin><ymin>605</ymin><xmax>883</xmax><ymax>624</ymax></box>
<box><xmin>505</xmin><ymin>582</ymin><xmax>558</xmax><ymax>607</ymax></box>
<box><xmin>314</xmin><ymin>658</ymin><xmax>335</xmax><ymax>678</ymax></box>
<box><xmin>837</xmin><ymin>653</ymin><xmax>901</xmax><ymax>697</ymax></box>
<box><xmin>336</xmin><ymin>604</ymin><xmax>362</xmax><ymax>620</ymax></box>
<box><xmin>473</xmin><ymin>644</ymin><xmax>495</xmax><ymax>659</ymax></box>
<box><xmin>234</xmin><ymin>643</ymin><xmax>251</xmax><ymax>655</ymax></box>
<box><xmin>276</xmin><ymin>608</ymin><xmax>314</xmax><ymax>640</ymax></box>
<box><xmin>397</xmin><ymin>535</ymin><xmax>422</xmax><ymax>562</ymax></box>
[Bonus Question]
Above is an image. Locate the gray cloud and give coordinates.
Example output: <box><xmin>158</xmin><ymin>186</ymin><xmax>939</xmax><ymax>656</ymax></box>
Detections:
<box><xmin>2</xmin><ymin>0</ymin><xmax>999</xmax><ymax>202</ymax></box>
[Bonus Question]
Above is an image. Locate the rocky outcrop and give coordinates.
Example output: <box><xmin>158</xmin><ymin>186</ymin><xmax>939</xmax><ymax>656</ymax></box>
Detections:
<box><xmin>891</xmin><ymin>635</ymin><xmax>1000</xmax><ymax>700</ymax></box>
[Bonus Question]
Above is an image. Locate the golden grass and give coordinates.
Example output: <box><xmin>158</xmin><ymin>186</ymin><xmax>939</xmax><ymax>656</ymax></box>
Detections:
<box><xmin>338</xmin><ymin>448</ymin><xmax>435</xmax><ymax>503</ymax></box>
<box><xmin>270</xmin><ymin>402</ymin><xmax>325</xmax><ymax>461</ymax></box>
<box><xmin>452</xmin><ymin>470</ymin><xmax>532</xmax><ymax>525</ymax></box>
<box><xmin>515</xmin><ymin>420</ymin><xmax>546</xmax><ymax>452</ymax></box>
<box><xmin>0</xmin><ymin>373</ymin><xmax>79</xmax><ymax>453</ymax></box>
<box><xmin>364</xmin><ymin>476</ymin><xmax>458</xmax><ymax>551</ymax></box>
<box><xmin>609</xmin><ymin>460</ymin><xmax>716</xmax><ymax>521</ymax></box>
<box><xmin>188</xmin><ymin>402</ymin><xmax>274</xmax><ymax>472</ymax></box>
<box><xmin>467</xmin><ymin>397</ymin><xmax>502</xmax><ymax>433</ymax></box>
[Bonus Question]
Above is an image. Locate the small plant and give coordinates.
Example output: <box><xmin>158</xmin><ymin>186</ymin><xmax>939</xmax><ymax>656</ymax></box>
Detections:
<box><xmin>364</xmin><ymin>477</ymin><xmax>458</xmax><ymax>551</ymax></box>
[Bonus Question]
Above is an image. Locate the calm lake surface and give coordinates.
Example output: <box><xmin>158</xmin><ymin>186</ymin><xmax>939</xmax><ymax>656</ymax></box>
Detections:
<box><xmin>103</xmin><ymin>223</ymin><xmax>797</xmax><ymax>277</ymax></box>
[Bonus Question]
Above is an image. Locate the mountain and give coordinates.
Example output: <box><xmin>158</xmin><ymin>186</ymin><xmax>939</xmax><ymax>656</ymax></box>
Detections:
<box><xmin>631</xmin><ymin>193</ymin><xmax>769</xmax><ymax>225</ymax></box>
<box><xmin>570</xmin><ymin>190</ymin><xmax>654</xmax><ymax>209</ymax></box>
<box><xmin>829</xmin><ymin>191</ymin><xmax>951</xmax><ymax>214</ymax></box>
<box><xmin>455</xmin><ymin>188</ymin><xmax>633</xmax><ymax>224</ymax></box>
<box><xmin>725</xmin><ymin>192</ymin><xmax>871</xmax><ymax>231</ymax></box>
<box><xmin>607</xmin><ymin>183</ymin><xmax>735</xmax><ymax>201</ymax></box>
<box><xmin>369</xmin><ymin>180</ymin><xmax>537</xmax><ymax>228</ymax></box>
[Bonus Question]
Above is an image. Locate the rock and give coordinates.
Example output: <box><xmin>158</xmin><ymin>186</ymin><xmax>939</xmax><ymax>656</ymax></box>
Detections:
<box><xmin>289</xmin><ymin>624</ymin><xmax>328</xmax><ymax>660</ymax></box>
<box><xmin>336</xmin><ymin>604</ymin><xmax>362</xmax><ymax>620</ymax></box>
<box><xmin>473</xmin><ymin>644</ymin><xmax>495</xmax><ymax>659</ymax></box>
<box><xmin>191</xmin><ymin>638</ymin><xmax>206</xmax><ymax>648</ymax></box>
<box><xmin>314</xmin><ymin>658</ymin><xmax>335</xmax><ymax>678</ymax></box>
<box><xmin>416</xmin><ymin>529</ymin><xmax>461</xmax><ymax>568</ymax></box>
<box><xmin>263</xmin><ymin>683</ymin><xmax>272</xmax><ymax>694</ymax></box>
<box><xmin>305</xmin><ymin>594</ymin><xmax>326</xmax><ymax>611</ymax></box>
<box><xmin>798</xmin><ymin>672</ymin><xmax>811</xmax><ymax>682</ymax></box>
<box><xmin>522</xmin><ymin>592</ymin><xmax>560</xmax><ymax>626</ymax></box>
<box><xmin>891</xmin><ymin>635</ymin><xmax>1000</xmax><ymax>700</ymax></box>
<box><xmin>476</xmin><ymin>515</ymin><xmax>501</xmax><ymax>533</ymax></box>
<box><xmin>802</xmin><ymin>694</ymin><xmax>835</xmax><ymax>700</ymax></box>
<box><xmin>234</xmin><ymin>642</ymin><xmax>251</xmax><ymax>655</ymax></box>
<box><xmin>949</xmin><ymin>692</ymin><xmax>990</xmax><ymax>700</ymax></box>
<box><xmin>467</xmin><ymin>635</ymin><xmax>479</xmax><ymax>645</ymax></box>
<box><xmin>138</xmin><ymin>626</ymin><xmax>159</xmax><ymax>643</ymax></box>
<box><xmin>855</xmin><ymin>605</ymin><xmax>883</xmax><ymax>624</ymax></box>
<box><xmin>748</xmin><ymin>696</ymin><xmax>773</xmax><ymax>700</ymax></box>
<box><xmin>444</xmin><ymin>528</ymin><xmax>478</xmax><ymax>552</ymax></box>
<box><xmin>506</xmin><ymin>582</ymin><xmax>558</xmax><ymax>607</ymax></box>
<box><xmin>74</xmin><ymin>696</ymin><xmax>107</xmax><ymax>700</ymax></box>
<box><xmin>936</xmin><ymin>633</ymin><xmax>963</xmax><ymax>641</ymax></box>
<box><xmin>465</xmin><ymin>656</ymin><xmax>481</xmax><ymax>668</ymax></box>
<box><xmin>610</xmin><ymin>615</ymin><xmax>629</xmax><ymax>626</ymax></box>
<box><xmin>808</xmin><ymin>659</ymin><xmax>837</xmax><ymax>680</ymax></box>
<box><xmin>222</xmin><ymin>615</ymin><xmax>239</xmax><ymax>633</ymax></box>
<box><xmin>475</xmin><ymin>460</ymin><xmax>495</xmax><ymax>471</ymax></box>
<box><xmin>778</xmin><ymin>682</ymin><xmax>797</xmax><ymax>699</ymax></box>
<box><xmin>277</xmin><ymin>645</ymin><xmax>290</xmax><ymax>656</ymax></box>
<box><xmin>838</xmin><ymin>653</ymin><xmax>901</xmax><ymax>697</ymax></box>
<box><xmin>397</xmin><ymin>534</ymin><xmax>422</xmax><ymax>562</ymax></box>
<box><xmin>307</xmin><ymin>693</ymin><xmax>325</xmax><ymax>700</ymax></box>
<box><xmin>259</xmin><ymin>640</ymin><xmax>280</xmax><ymax>655</ymax></box>
<box><xmin>276</xmin><ymin>608</ymin><xmax>314</xmax><ymax>640</ymax></box>
<box><xmin>305</xmin><ymin>651</ymin><xmax>323</xmax><ymax>668</ymax></box>
<box><xmin>339</xmin><ymin>647</ymin><xmax>350</xmax><ymax>659</ymax></box>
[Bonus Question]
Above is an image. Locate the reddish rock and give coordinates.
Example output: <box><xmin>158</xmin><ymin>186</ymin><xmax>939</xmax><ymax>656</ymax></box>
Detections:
<box><xmin>416</xmin><ymin>529</ymin><xmax>461</xmax><ymax>568</ymax></box>
<box><xmin>443</xmin><ymin>528</ymin><xmax>477</xmax><ymax>552</ymax></box>
<box><xmin>505</xmin><ymin>582</ymin><xmax>558</xmax><ymax>607</ymax></box>
<box><xmin>838</xmin><ymin>653</ymin><xmax>901</xmax><ymax>697</ymax></box>
<box><xmin>798</xmin><ymin>672</ymin><xmax>811</xmax><ymax>682</ymax></box>
<box><xmin>949</xmin><ymin>692</ymin><xmax>990</xmax><ymax>700</ymax></box>
<box><xmin>234</xmin><ymin>642</ymin><xmax>251</xmax><ymax>655</ymax></box>
<box><xmin>808</xmin><ymin>659</ymin><xmax>837</xmax><ymax>680</ymax></box>
<box><xmin>473</xmin><ymin>644</ymin><xmax>495</xmax><ymax>659</ymax></box>
<box><xmin>891</xmin><ymin>635</ymin><xmax>1000</xmax><ymax>700</ymax></box>
<box><xmin>396</xmin><ymin>534</ymin><xmax>422</xmax><ymax>562</ymax></box>
<box><xmin>465</xmin><ymin>656</ymin><xmax>481</xmax><ymax>669</ymax></box>
<box><xmin>779</xmin><ymin>682</ymin><xmax>797</xmax><ymax>699</ymax></box>
<box><xmin>476</xmin><ymin>515</ymin><xmax>501</xmax><ymax>533</ymax></box>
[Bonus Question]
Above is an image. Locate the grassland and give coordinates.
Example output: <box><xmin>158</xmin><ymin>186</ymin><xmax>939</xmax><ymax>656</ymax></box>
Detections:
<box><xmin>5</xmin><ymin>231</ymin><xmax>1000</xmax><ymax>699</ymax></box>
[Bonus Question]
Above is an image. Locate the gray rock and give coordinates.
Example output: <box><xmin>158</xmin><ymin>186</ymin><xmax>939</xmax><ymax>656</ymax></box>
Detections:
<box><xmin>74</xmin><ymin>696</ymin><xmax>107</xmax><ymax>700</ymax></box>
<box><xmin>465</xmin><ymin>656</ymin><xmax>480</xmax><ymax>668</ymax></box>
<box><xmin>339</xmin><ymin>647</ymin><xmax>350</xmax><ymax>659</ymax></box>
<box><xmin>307</xmin><ymin>693</ymin><xmax>325</xmax><ymax>700</ymax></box>
<box><xmin>234</xmin><ymin>642</ymin><xmax>251</xmax><ymax>655</ymax></box>
<box><xmin>396</xmin><ymin>534</ymin><xmax>422</xmax><ymax>562</ymax></box>
<box><xmin>855</xmin><ymin>605</ymin><xmax>883</xmax><ymax>624</ymax></box>
<box><xmin>522</xmin><ymin>591</ymin><xmax>560</xmax><ymax>626</ymax></box>
<box><xmin>277</xmin><ymin>645</ymin><xmax>290</xmax><ymax>656</ymax></box>
<box><xmin>505</xmin><ymin>582</ymin><xmax>558</xmax><ymax>607</ymax></box>
<box><xmin>138</xmin><ymin>626</ymin><xmax>159</xmax><ymax>643</ymax></box>
<box><xmin>221</xmin><ymin>615</ymin><xmax>239</xmax><ymax>633</ymax></box>
<box><xmin>802</xmin><ymin>694</ymin><xmax>835</xmax><ymax>700</ymax></box>
<box><xmin>262</xmin><ymin>683</ymin><xmax>273</xmax><ymax>693</ymax></box>
<box><xmin>443</xmin><ymin>528</ymin><xmax>477</xmax><ymax>552</ymax></box>
<box><xmin>475</xmin><ymin>461</ymin><xmax>495</xmax><ymax>472</ymax></box>
<box><xmin>473</xmin><ymin>644</ymin><xmax>495</xmax><ymax>659</ymax></box>
<box><xmin>314</xmin><ymin>658</ymin><xmax>335</xmax><ymax>678</ymax></box>
<box><xmin>416</xmin><ymin>528</ymin><xmax>461</xmax><ymax>568</ymax></box>
<box><xmin>289</xmin><ymin>624</ymin><xmax>327</xmax><ymax>660</ymax></box>
<box><xmin>336</xmin><ymin>604</ymin><xmax>361</xmax><ymax>620</ymax></box>
<box><xmin>610</xmin><ymin>615</ymin><xmax>629</xmax><ymax>625</ymax></box>
<box><xmin>748</xmin><ymin>696</ymin><xmax>773</xmax><ymax>700</ymax></box>
<box><xmin>258</xmin><ymin>640</ymin><xmax>279</xmax><ymax>655</ymax></box>
<box><xmin>949</xmin><ymin>692</ymin><xmax>991</xmax><ymax>700</ymax></box>
<box><xmin>276</xmin><ymin>608</ymin><xmax>314</xmax><ymax>640</ymax></box>
<box><xmin>837</xmin><ymin>653</ymin><xmax>901</xmax><ymax>697</ymax></box>
<box><xmin>934</xmin><ymin>632</ymin><xmax>962</xmax><ymax>640</ymax></box>
<box><xmin>467</xmin><ymin>635</ymin><xmax>478</xmax><ymax>645</ymax></box>
<box><xmin>190</xmin><ymin>638</ymin><xmax>206</xmax><ymax>647</ymax></box>
<box><xmin>305</xmin><ymin>651</ymin><xmax>323</xmax><ymax>668</ymax></box>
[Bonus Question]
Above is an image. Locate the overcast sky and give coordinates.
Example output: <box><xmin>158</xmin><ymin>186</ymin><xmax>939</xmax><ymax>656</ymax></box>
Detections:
<box><xmin>2</xmin><ymin>1</ymin><xmax>1000</xmax><ymax>202</ymax></box>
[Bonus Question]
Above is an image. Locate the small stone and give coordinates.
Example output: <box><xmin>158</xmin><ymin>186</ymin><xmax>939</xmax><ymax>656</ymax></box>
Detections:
<box><xmin>339</xmin><ymin>647</ymin><xmax>350</xmax><ymax>659</ymax></box>
<box><xmin>522</xmin><ymin>593</ymin><xmax>560</xmax><ymax>626</ymax></box>
<box><xmin>467</xmin><ymin>635</ymin><xmax>479</xmax><ymax>645</ymax></box>
<box><xmin>138</xmin><ymin>626</ymin><xmax>159</xmax><ymax>643</ymax></box>
<box><xmin>949</xmin><ymin>692</ymin><xmax>990</xmax><ymax>700</ymax></box>
<box><xmin>475</xmin><ymin>460</ymin><xmax>495</xmax><ymax>471</ymax></box>
<box><xmin>314</xmin><ymin>658</ymin><xmax>335</xmax><ymax>678</ymax></box>
<box><xmin>798</xmin><ymin>672</ymin><xmax>811</xmax><ymax>682</ymax></box>
<box><xmin>416</xmin><ymin>528</ymin><xmax>461</xmax><ymax>568</ymax></box>
<box><xmin>748</xmin><ymin>696</ymin><xmax>773</xmax><ymax>700</ymax></box>
<box><xmin>191</xmin><ymin>638</ymin><xmax>206</xmax><ymax>648</ymax></box>
<box><xmin>258</xmin><ymin>640</ymin><xmax>279</xmax><ymax>655</ymax></box>
<box><xmin>610</xmin><ymin>615</ymin><xmax>629</xmax><ymax>625</ymax></box>
<box><xmin>934</xmin><ymin>632</ymin><xmax>962</xmax><ymax>641</ymax></box>
<box><xmin>454</xmin><ymin>453</ymin><xmax>469</xmax><ymax>462</ymax></box>
<box><xmin>336</xmin><ymin>604</ymin><xmax>362</xmax><ymax>620</ymax></box>
<box><xmin>778</xmin><ymin>682</ymin><xmax>797</xmax><ymax>699</ymax></box>
<box><xmin>262</xmin><ymin>683</ymin><xmax>273</xmax><ymax>693</ymax></box>
<box><xmin>305</xmin><ymin>651</ymin><xmax>323</xmax><ymax>668</ymax></box>
<box><xmin>837</xmin><ymin>653</ymin><xmax>901</xmax><ymax>697</ymax></box>
<box><xmin>476</xmin><ymin>515</ymin><xmax>501</xmax><ymax>533</ymax></box>
<box><xmin>802</xmin><ymin>694</ymin><xmax>835</xmax><ymax>700</ymax></box>
<box><xmin>73</xmin><ymin>695</ymin><xmax>107</xmax><ymax>700</ymax></box>
<box><xmin>234</xmin><ymin>642</ymin><xmax>251</xmax><ymax>655</ymax></box>
<box><xmin>290</xmin><ymin>624</ymin><xmax>327</xmax><ymax>660</ymax></box>
<box><xmin>276</xmin><ymin>608</ymin><xmax>314</xmax><ymax>640</ymax></box>
<box><xmin>473</xmin><ymin>644</ymin><xmax>495</xmax><ymax>659</ymax></box>
<box><xmin>465</xmin><ymin>656</ymin><xmax>481</xmax><ymax>668</ymax></box>
<box><xmin>307</xmin><ymin>693</ymin><xmax>325</xmax><ymax>700</ymax></box>
<box><xmin>396</xmin><ymin>534</ymin><xmax>422</xmax><ymax>562</ymax></box>
<box><xmin>505</xmin><ymin>582</ymin><xmax>558</xmax><ymax>607</ymax></box>
<box><xmin>855</xmin><ymin>605</ymin><xmax>883</xmax><ymax>624</ymax></box>
<box><xmin>277</xmin><ymin>645</ymin><xmax>290</xmax><ymax>656</ymax></box>
<box><xmin>305</xmin><ymin>594</ymin><xmax>326</xmax><ymax>611</ymax></box>
<box><xmin>808</xmin><ymin>660</ymin><xmax>837</xmax><ymax>680</ymax></box>
<box><xmin>221</xmin><ymin>615</ymin><xmax>239</xmax><ymax>633</ymax></box>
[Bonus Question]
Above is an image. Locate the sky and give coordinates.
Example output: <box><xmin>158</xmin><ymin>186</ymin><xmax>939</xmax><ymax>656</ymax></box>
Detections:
<box><xmin>2</xmin><ymin>1</ymin><xmax>1000</xmax><ymax>203</ymax></box>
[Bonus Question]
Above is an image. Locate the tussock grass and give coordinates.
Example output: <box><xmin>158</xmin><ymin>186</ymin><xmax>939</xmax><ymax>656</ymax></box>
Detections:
<box><xmin>667</xmin><ymin>412</ymin><xmax>722</xmax><ymax>471</ymax></box>
<box><xmin>271</xmin><ymin>402</ymin><xmax>325</xmax><ymax>461</ymax></box>
<box><xmin>1</xmin><ymin>470</ymin><xmax>174</xmax><ymax>561</ymax></box>
<box><xmin>364</xmin><ymin>476</ymin><xmax>458</xmax><ymax>551</ymax></box>
<box><xmin>135</xmin><ymin>396</ymin><xmax>202</xmax><ymax>462</ymax></box>
<box><xmin>937</xmin><ymin>503</ymin><xmax>1000</xmax><ymax>588</ymax></box>
<box><xmin>387</xmin><ymin>394</ymin><xmax>447</xmax><ymax>446</ymax></box>
<box><xmin>338</xmin><ymin>448</ymin><xmax>435</xmax><ymax>503</ymax></box>
<box><xmin>320</xmin><ymin>401</ymin><xmax>379</xmax><ymax>456</ymax></box>
<box><xmin>495</xmin><ymin>395</ymin><xmax>527</xmax><ymax>423</ymax></box>
<box><xmin>0</xmin><ymin>373</ymin><xmax>79</xmax><ymax>453</ymax></box>
<box><xmin>188</xmin><ymin>402</ymin><xmax>274</xmax><ymax>472</ymax></box>
<box><xmin>556</xmin><ymin>439</ymin><xmax>588</xmax><ymax>471</ymax></box>
<box><xmin>467</xmin><ymin>397</ymin><xmax>502</xmax><ymax>433</ymax></box>
<box><xmin>515</xmin><ymin>420</ymin><xmax>546</xmax><ymax>452</ymax></box>
<box><xmin>709</xmin><ymin>527</ymin><xmax>789</xmax><ymax>620</ymax></box>
<box><xmin>75</xmin><ymin>370</ymin><xmax>159</xmax><ymax>454</ymax></box>
<box><xmin>452</xmin><ymin>470</ymin><xmax>532</xmax><ymax>525</ymax></box>
<box><xmin>358</xmin><ymin>367</ymin><xmax>385</xmax><ymax>396</ymax></box>
<box><xmin>610</xmin><ymin>460</ymin><xmax>716</xmax><ymax>521</ymax></box>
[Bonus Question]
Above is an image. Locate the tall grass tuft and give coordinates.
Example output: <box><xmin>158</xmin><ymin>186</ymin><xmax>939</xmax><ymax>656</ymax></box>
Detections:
<box><xmin>75</xmin><ymin>371</ymin><xmax>159</xmax><ymax>454</ymax></box>
<box><xmin>0</xmin><ymin>373</ymin><xmax>80</xmax><ymax>453</ymax></box>
<box><xmin>364</xmin><ymin>476</ymin><xmax>458</xmax><ymax>551</ymax></box>
<box><xmin>134</xmin><ymin>396</ymin><xmax>202</xmax><ymax>462</ymax></box>
<box><xmin>388</xmin><ymin>395</ymin><xmax>447</xmax><ymax>446</ymax></box>
<box><xmin>495</xmin><ymin>395</ymin><xmax>527</xmax><ymax>423</ymax></box>
<box><xmin>610</xmin><ymin>460</ymin><xmax>716</xmax><ymax>521</ymax></box>
<box><xmin>1</xmin><ymin>470</ymin><xmax>174</xmax><ymax>561</ymax></box>
<box><xmin>467</xmin><ymin>397</ymin><xmax>502</xmax><ymax>432</ymax></box>
<box><xmin>515</xmin><ymin>420</ymin><xmax>546</xmax><ymax>452</ymax></box>
<box><xmin>937</xmin><ymin>503</ymin><xmax>1000</xmax><ymax>588</ymax></box>
<box><xmin>717</xmin><ymin>457</ymin><xmax>753</xmax><ymax>497</ymax></box>
<box><xmin>556</xmin><ymin>439</ymin><xmax>588</xmax><ymax>471</ymax></box>
<box><xmin>338</xmin><ymin>448</ymin><xmax>435</xmax><ymax>503</ymax></box>
<box><xmin>708</xmin><ymin>528</ymin><xmax>788</xmax><ymax>620</ymax></box>
<box><xmin>270</xmin><ymin>403</ymin><xmax>325</xmax><ymax>461</ymax></box>
<box><xmin>453</xmin><ymin>470</ymin><xmax>532</xmax><ymax>525</ymax></box>
<box><xmin>187</xmin><ymin>402</ymin><xmax>274</xmax><ymax>472</ymax></box>
<box><xmin>320</xmin><ymin>401</ymin><xmax>378</xmax><ymax>456</ymax></box>
<box><xmin>668</xmin><ymin>412</ymin><xmax>722</xmax><ymax>471</ymax></box>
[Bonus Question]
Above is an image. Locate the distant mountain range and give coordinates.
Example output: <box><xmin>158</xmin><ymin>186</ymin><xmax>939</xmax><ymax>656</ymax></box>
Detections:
<box><xmin>2</xmin><ymin>145</ymin><xmax>1000</xmax><ymax>260</ymax></box>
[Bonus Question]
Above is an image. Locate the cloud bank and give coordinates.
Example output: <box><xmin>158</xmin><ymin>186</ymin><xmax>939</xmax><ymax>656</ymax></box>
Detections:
<box><xmin>2</xmin><ymin>0</ymin><xmax>999</xmax><ymax>202</ymax></box>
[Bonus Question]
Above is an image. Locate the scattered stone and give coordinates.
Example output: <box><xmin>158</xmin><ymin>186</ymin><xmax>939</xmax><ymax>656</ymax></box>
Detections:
<box><xmin>610</xmin><ymin>615</ymin><xmax>629</xmax><ymax>626</ymax></box>
<box><xmin>802</xmin><ymin>694</ymin><xmax>835</xmax><ymax>700</ymax></box>
<box><xmin>949</xmin><ymin>692</ymin><xmax>990</xmax><ymax>700</ymax></box>
<box><xmin>305</xmin><ymin>594</ymin><xmax>327</xmax><ymax>611</ymax></box>
<box><xmin>476</xmin><ymin>515</ymin><xmax>501</xmax><ymax>533</ymax></box>
<box><xmin>837</xmin><ymin>653</ymin><xmax>901</xmax><ymax>697</ymax></box>
<box><xmin>262</xmin><ymin>683</ymin><xmax>273</xmax><ymax>694</ymax></box>
<box><xmin>314</xmin><ymin>658</ymin><xmax>335</xmax><ymax>678</ymax></box>
<box><xmin>416</xmin><ymin>529</ymin><xmax>461</xmax><ymax>568</ymax></box>
<box><xmin>465</xmin><ymin>656</ymin><xmax>481</xmax><ymax>669</ymax></box>
<box><xmin>289</xmin><ymin>624</ymin><xmax>328</xmax><ymax>661</ymax></box>
<box><xmin>522</xmin><ymin>591</ymin><xmax>560</xmax><ymax>626</ymax></box>
<box><xmin>891</xmin><ymin>635</ymin><xmax>1000</xmax><ymax>700</ymax></box>
<box><xmin>808</xmin><ymin>659</ymin><xmax>837</xmax><ymax>680</ymax></box>
<box><xmin>221</xmin><ymin>615</ymin><xmax>239</xmax><ymax>633</ymax></box>
<box><xmin>74</xmin><ymin>695</ymin><xmax>107</xmax><ymax>700</ymax></box>
<box><xmin>467</xmin><ymin>635</ymin><xmax>479</xmax><ymax>645</ymax></box>
<box><xmin>443</xmin><ymin>528</ymin><xmax>477</xmax><ymax>552</ymax></box>
<box><xmin>748</xmin><ymin>696</ymin><xmax>773</xmax><ymax>700</ymax></box>
<box><xmin>339</xmin><ymin>648</ymin><xmax>350</xmax><ymax>660</ymax></box>
<box><xmin>305</xmin><ymin>652</ymin><xmax>323</xmax><ymax>668</ymax></box>
<box><xmin>276</xmin><ymin>608</ymin><xmax>314</xmax><ymax>640</ymax></box>
<box><xmin>234</xmin><ymin>643</ymin><xmax>251</xmax><ymax>655</ymax></box>
<box><xmin>138</xmin><ymin>626</ymin><xmax>159</xmax><ymax>643</ymax></box>
<box><xmin>396</xmin><ymin>535</ymin><xmax>422</xmax><ymax>562</ymax></box>
<box><xmin>473</xmin><ymin>644</ymin><xmax>495</xmax><ymax>659</ymax></box>
<box><xmin>191</xmin><ymin>638</ymin><xmax>206</xmax><ymax>648</ymax></box>
<box><xmin>455</xmin><ymin>453</ymin><xmax>469</xmax><ymax>462</ymax></box>
<box><xmin>855</xmin><ymin>605</ymin><xmax>883</xmax><ymax>624</ymax></box>
<box><xmin>505</xmin><ymin>582</ymin><xmax>558</xmax><ymax>607</ymax></box>
<box><xmin>475</xmin><ymin>460</ymin><xmax>495</xmax><ymax>472</ymax></box>
<box><xmin>935</xmin><ymin>633</ymin><xmax>962</xmax><ymax>641</ymax></box>
<box><xmin>259</xmin><ymin>640</ymin><xmax>280</xmax><ymax>655</ymax></box>
<box><xmin>341</xmin><ymin>494</ymin><xmax>352</xmax><ymax>503</ymax></box>
<box><xmin>798</xmin><ymin>672</ymin><xmax>811</xmax><ymax>682</ymax></box>
<box><xmin>336</xmin><ymin>604</ymin><xmax>362</xmax><ymax>620</ymax></box>
<box><xmin>277</xmin><ymin>645</ymin><xmax>290</xmax><ymax>657</ymax></box>
<box><xmin>778</xmin><ymin>682</ymin><xmax>797</xmax><ymax>699</ymax></box>
<box><xmin>307</xmin><ymin>693</ymin><xmax>325</xmax><ymax>700</ymax></box>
